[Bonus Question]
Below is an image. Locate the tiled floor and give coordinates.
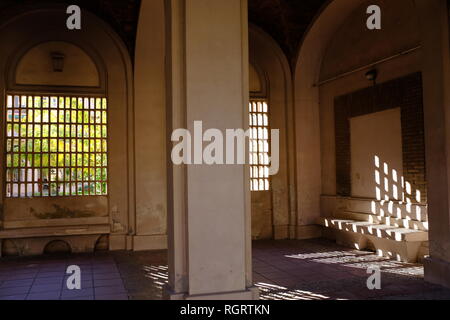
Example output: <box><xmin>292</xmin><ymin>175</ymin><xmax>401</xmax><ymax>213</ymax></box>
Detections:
<box><xmin>253</xmin><ymin>239</ymin><xmax>450</xmax><ymax>300</ymax></box>
<box><xmin>0</xmin><ymin>255</ymin><xmax>128</xmax><ymax>300</ymax></box>
<box><xmin>1</xmin><ymin>239</ymin><xmax>450</xmax><ymax>300</ymax></box>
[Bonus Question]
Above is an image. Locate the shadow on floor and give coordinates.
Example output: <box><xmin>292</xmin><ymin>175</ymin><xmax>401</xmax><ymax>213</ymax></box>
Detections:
<box><xmin>253</xmin><ymin>239</ymin><xmax>450</xmax><ymax>300</ymax></box>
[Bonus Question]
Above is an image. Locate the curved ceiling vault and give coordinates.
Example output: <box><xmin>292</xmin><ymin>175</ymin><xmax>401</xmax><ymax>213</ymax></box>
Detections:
<box><xmin>0</xmin><ymin>0</ymin><xmax>327</xmax><ymax>67</ymax></box>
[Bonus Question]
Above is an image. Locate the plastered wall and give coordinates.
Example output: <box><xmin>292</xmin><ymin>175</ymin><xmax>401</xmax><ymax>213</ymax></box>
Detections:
<box><xmin>133</xmin><ymin>0</ymin><xmax>168</xmax><ymax>250</ymax></box>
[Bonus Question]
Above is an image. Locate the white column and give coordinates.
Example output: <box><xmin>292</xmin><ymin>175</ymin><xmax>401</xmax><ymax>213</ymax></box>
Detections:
<box><xmin>165</xmin><ymin>0</ymin><xmax>257</xmax><ymax>300</ymax></box>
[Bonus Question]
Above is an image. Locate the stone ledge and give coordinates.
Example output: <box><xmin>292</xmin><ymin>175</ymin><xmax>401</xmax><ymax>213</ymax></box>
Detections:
<box><xmin>0</xmin><ymin>224</ymin><xmax>110</xmax><ymax>239</ymax></box>
<box><xmin>1</xmin><ymin>234</ymin><xmax>102</xmax><ymax>256</ymax></box>
<box><xmin>319</xmin><ymin>218</ymin><xmax>428</xmax><ymax>262</ymax></box>
<box><xmin>274</xmin><ymin>225</ymin><xmax>289</xmax><ymax>240</ymax></box>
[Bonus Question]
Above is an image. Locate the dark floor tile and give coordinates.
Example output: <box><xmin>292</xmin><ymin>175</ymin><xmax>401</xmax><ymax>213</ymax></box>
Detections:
<box><xmin>62</xmin><ymin>280</ymin><xmax>94</xmax><ymax>291</ymax></box>
<box><xmin>33</xmin><ymin>277</ymin><xmax>64</xmax><ymax>285</ymax></box>
<box><xmin>94</xmin><ymin>278</ymin><xmax>124</xmax><ymax>288</ymax></box>
<box><xmin>30</xmin><ymin>283</ymin><xmax>62</xmax><ymax>294</ymax></box>
<box><xmin>93</xmin><ymin>272</ymin><xmax>121</xmax><ymax>281</ymax></box>
<box><xmin>0</xmin><ymin>279</ymin><xmax>34</xmax><ymax>289</ymax></box>
<box><xmin>1</xmin><ymin>273</ymin><xmax>36</xmax><ymax>281</ymax></box>
<box><xmin>61</xmin><ymin>288</ymin><xmax>94</xmax><ymax>299</ymax></box>
<box><xmin>95</xmin><ymin>285</ymin><xmax>127</xmax><ymax>296</ymax></box>
<box><xmin>64</xmin><ymin>295</ymin><xmax>94</xmax><ymax>301</ymax></box>
<box><xmin>26</xmin><ymin>291</ymin><xmax>61</xmax><ymax>300</ymax></box>
<box><xmin>0</xmin><ymin>286</ymin><xmax>30</xmax><ymax>297</ymax></box>
<box><xmin>96</xmin><ymin>293</ymin><xmax>129</xmax><ymax>301</ymax></box>
<box><xmin>36</xmin><ymin>271</ymin><xmax>65</xmax><ymax>279</ymax></box>
<box><xmin>0</xmin><ymin>294</ymin><xmax>27</xmax><ymax>300</ymax></box>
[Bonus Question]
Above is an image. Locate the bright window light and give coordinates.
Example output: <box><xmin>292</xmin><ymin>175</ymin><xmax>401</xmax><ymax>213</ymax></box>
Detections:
<box><xmin>5</xmin><ymin>95</ymin><xmax>108</xmax><ymax>198</ymax></box>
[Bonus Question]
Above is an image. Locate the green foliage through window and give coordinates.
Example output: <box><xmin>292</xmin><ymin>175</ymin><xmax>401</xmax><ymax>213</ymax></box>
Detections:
<box><xmin>5</xmin><ymin>95</ymin><xmax>108</xmax><ymax>198</ymax></box>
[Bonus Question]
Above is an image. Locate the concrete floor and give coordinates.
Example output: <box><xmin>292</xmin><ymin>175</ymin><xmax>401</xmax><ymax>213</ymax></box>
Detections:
<box><xmin>0</xmin><ymin>239</ymin><xmax>449</xmax><ymax>300</ymax></box>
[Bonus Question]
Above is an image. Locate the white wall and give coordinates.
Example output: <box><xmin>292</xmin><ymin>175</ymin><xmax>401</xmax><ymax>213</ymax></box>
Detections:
<box><xmin>350</xmin><ymin>108</ymin><xmax>403</xmax><ymax>199</ymax></box>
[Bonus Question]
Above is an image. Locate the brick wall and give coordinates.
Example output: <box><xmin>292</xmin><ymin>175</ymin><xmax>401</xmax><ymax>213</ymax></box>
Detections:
<box><xmin>334</xmin><ymin>72</ymin><xmax>427</xmax><ymax>202</ymax></box>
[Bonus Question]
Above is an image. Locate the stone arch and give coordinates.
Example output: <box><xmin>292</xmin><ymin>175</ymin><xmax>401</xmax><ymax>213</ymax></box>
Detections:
<box><xmin>1</xmin><ymin>239</ymin><xmax>19</xmax><ymax>257</ymax></box>
<box><xmin>0</xmin><ymin>4</ymin><xmax>134</xmax><ymax>251</ymax></box>
<box><xmin>94</xmin><ymin>235</ymin><xmax>109</xmax><ymax>252</ymax></box>
<box><xmin>249</xmin><ymin>24</ymin><xmax>294</xmax><ymax>240</ymax></box>
<box><xmin>43</xmin><ymin>240</ymin><xmax>72</xmax><ymax>255</ymax></box>
<box><xmin>293</xmin><ymin>0</ymin><xmax>424</xmax><ymax>234</ymax></box>
<box><xmin>294</xmin><ymin>0</ymin><xmax>364</xmax><ymax>232</ymax></box>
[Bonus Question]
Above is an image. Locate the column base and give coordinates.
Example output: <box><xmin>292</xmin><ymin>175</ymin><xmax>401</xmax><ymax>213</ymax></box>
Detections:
<box><xmin>109</xmin><ymin>234</ymin><xmax>128</xmax><ymax>251</ymax></box>
<box><xmin>424</xmin><ymin>256</ymin><xmax>450</xmax><ymax>289</ymax></box>
<box><xmin>296</xmin><ymin>225</ymin><xmax>323</xmax><ymax>240</ymax></box>
<box><xmin>109</xmin><ymin>234</ymin><xmax>168</xmax><ymax>251</ymax></box>
<box><xmin>164</xmin><ymin>285</ymin><xmax>260</xmax><ymax>301</ymax></box>
<box><xmin>132</xmin><ymin>235</ymin><xmax>168</xmax><ymax>251</ymax></box>
<box><xmin>274</xmin><ymin>225</ymin><xmax>289</xmax><ymax>240</ymax></box>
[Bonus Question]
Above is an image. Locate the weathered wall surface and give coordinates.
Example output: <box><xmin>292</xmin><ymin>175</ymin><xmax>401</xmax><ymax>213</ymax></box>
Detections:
<box><xmin>133</xmin><ymin>0</ymin><xmax>168</xmax><ymax>250</ymax></box>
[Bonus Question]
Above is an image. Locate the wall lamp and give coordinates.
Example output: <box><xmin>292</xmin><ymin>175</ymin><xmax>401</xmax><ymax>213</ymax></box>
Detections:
<box><xmin>365</xmin><ymin>69</ymin><xmax>378</xmax><ymax>85</ymax></box>
<box><xmin>51</xmin><ymin>52</ymin><xmax>65</xmax><ymax>73</ymax></box>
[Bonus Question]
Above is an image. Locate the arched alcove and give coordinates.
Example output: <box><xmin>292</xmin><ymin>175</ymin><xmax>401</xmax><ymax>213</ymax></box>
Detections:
<box><xmin>293</xmin><ymin>0</ymin><xmax>363</xmax><ymax>234</ymax></box>
<box><xmin>43</xmin><ymin>240</ymin><xmax>72</xmax><ymax>255</ymax></box>
<box><xmin>294</xmin><ymin>0</ymin><xmax>433</xmax><ymax>263</ymax></box>
<box><xmin>318</xmin><ymin>0</ymin><xmax>423</xmax><ymax>201</ymax></box>
<box><xmin>249</xmin><ymin>25</ymin><xmax>294</xmax><ymax>240</ymax></box>
<box><xmin>0</xmin><ymin>5</ymin><xmax>133</xmax><ymax>253</ymax></box>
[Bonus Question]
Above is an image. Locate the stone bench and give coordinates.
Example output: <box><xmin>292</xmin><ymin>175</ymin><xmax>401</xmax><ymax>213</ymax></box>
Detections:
<box><xmin>0</xmin><ymin>221</ymin><xmax>110</xmax><ymax>257</ymax></box>
<box><xmin>318</xmin><ymin>217</ymin><xmax>428</xmax><ymax>263</ymax></box>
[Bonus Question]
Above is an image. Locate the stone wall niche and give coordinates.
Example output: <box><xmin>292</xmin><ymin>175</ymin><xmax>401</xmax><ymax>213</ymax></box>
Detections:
<box><xmin>0</xmin><ymin>6</ymin><xmax>133</xmax><ymax>255</ymax></box>
<box><xmin>249</xmin><ymin>25</ymin><xmax>294</xmax><ymax>241</ymax></box>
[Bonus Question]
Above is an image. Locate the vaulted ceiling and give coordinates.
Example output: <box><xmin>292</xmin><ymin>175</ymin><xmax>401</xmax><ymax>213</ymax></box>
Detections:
<box><xmin>249</xmin><ymin>0</ymin><xmax>328</xmax><ymax>66</ymax></box>
<box><xmin>0</xmin><ymin>0</ymin><xmax>141</xmax><ymax>57</ymax></box>
<box><xmin>0</xmin><ymin>0</ymin><xmax>328</xmax><ymax>65</ymax></box>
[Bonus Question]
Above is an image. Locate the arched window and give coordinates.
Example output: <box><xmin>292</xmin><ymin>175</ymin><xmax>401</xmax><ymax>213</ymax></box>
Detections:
<box><xmin>4</xmin><ymin>40</ymin><xmax>109</xmax><ymax>199</ymax></box>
